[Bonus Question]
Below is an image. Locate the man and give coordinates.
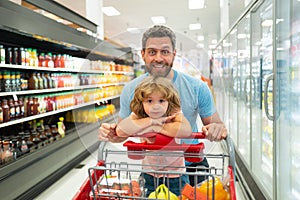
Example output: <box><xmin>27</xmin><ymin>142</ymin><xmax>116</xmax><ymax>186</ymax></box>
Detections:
<box><xmin>98</xmin><ymin>25</ymin><xmax>227</xmax><ymax>185</ymax></box>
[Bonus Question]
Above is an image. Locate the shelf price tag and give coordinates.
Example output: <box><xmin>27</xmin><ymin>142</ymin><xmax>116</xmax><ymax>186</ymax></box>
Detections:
<box><xmin>13</xmin><ymin>94</ymin><xmax>18</xmax><ymax>101</ymax></box>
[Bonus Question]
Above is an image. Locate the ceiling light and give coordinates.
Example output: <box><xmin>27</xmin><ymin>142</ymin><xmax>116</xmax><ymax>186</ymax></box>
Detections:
<box><xmin>189</xmin><ymin>23</ymin><xmax>201</xmax><ymax>30</ymax></box>
<box><xmin>197</xmin><ymin>43</ymin><xmax>204</xmax><ymax>48</ymax></box>
<box><xmin>151</xmin><ymin>16</ymin><xmax>166</xmax><ymax>24</ymax></box>
<box><xmin>102</xmin><ymin>6</ymin><xmax>120</xmax><ymax>16</ymax></box>
<box><xmin>127</xmin><ymin>28</ymin><xmax>140</xmax><ymax>33</ymax></box>
<box><xmin>189</xmin><ymin>0</ymin><xmax>205</xmax><ymax>9</ymax></box>
<box><xmin>197</xmin><ymin>35</ymin><xmax>204</xmax><ymax>41</ymax></box>
<box><xmin>211</xmin><ymin>39</ymin><xmax>218</xmax><ymax>44</ymax></box>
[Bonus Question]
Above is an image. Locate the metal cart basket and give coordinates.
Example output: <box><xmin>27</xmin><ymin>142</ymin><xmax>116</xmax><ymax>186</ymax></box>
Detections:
<box><xmin>73</xmin><ymin>132</ymin><xmax>236</xmax><ymax>200</ymax></box>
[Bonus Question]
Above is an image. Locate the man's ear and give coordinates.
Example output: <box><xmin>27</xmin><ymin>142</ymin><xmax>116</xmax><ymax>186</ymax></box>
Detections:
<box><xmin>141</xmin><ymin>49</ymin><xmax>145</xmax><ymax>60</ymax></box>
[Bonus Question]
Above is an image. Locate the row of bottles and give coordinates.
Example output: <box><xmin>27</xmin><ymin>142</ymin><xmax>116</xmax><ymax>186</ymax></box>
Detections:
<box><xmin>0</xmin><ymin>118</ymin><xmax>65</xmax><ymax>166</ymax></box>
<box><xmin>0</xmin><ymin>45</ymin><xmax>133</xmax><ymax>72</ymax></box>
<box><xmin>0</xmin><ymin>45</ymin><xmax>74</xmax><ymax>68</ymax></box>
<box><xmin>65</xmin><ymin>104</ymin><xmax>116</xmax><ymax>123</ymax></box>
<box><xmin>0</xmin><ymin>69</ymin><xmax>132</xmax><ymax>92</ymax></box>
<box><xmin>0</xmin><ymin>86</ymin><xmax>123</xmax><ymax>124</ymax></box>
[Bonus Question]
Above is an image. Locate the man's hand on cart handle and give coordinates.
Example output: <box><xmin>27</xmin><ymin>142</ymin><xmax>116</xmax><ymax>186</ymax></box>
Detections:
<box><xmin>98</xmin><ymin>123</ymin><xmax>127</xmax><ymax>143</ymax></box>
<box><xmin>202</xmin><ymin>123</ymin><xmax>227</xmax><ymax>142</ymax></box>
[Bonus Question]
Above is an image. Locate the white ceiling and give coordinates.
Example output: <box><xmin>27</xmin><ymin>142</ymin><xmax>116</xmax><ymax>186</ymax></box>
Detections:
<box><xmin>102</xmin><ymin>0</ymin><xmax>246</xmax><ymax>54</ymax></box>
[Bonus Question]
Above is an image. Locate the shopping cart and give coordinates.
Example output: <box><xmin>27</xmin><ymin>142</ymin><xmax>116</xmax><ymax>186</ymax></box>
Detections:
<box><xmin>73</xmin><ymin>132</ymin><xmax>236</xmax><ymax>200</ymax></box>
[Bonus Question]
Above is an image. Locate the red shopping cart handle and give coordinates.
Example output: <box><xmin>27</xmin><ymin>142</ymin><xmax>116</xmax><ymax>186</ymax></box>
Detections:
<box><xmin>123</xmin><ymin>132</ymin><xmax>206</xmax><ymax>162</ymax></box>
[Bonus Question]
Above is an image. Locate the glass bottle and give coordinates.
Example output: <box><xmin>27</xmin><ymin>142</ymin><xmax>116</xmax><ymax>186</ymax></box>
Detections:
<box><xmin>38</xmin><ymin>53</ymin><xmax>45</xmax><ymax>67</ymax></box>
<box><xmin>3</xmin><ymin>70</ymin><xmax>11</xmax><ymax>92</ymax></box>
<box><xmin>57</xmin><ymin>117</ymin><xmax>65</xmax><ymax>138</ymax></box>
<box><xmin>36</xmin><ymin>73</ymin><xmax>44</xmax><ymax>89</ymax></box>
<box><xmin>0</xmin><ymin>101</ymin><xmax>3</xmax><ymax>123</ymax></box>
<box><xmin>31</xmin><ymin>131</ymin><xmax>40</xmax><ymax>149</ymax></box>
<box><xmin>41</xmin><ymin>73</ymin><xmax>48</xmax><ymax>89</ymax></box>
<box><xmin>51</xmin><ymin>124</ymin><xmax>59</xmax><ymax>141</ymax></box>
<box><xmin>8</xmin><ymin>98</ymin><xmax>15</xmax><ymax>120</ymax></box>
<box><xmin>44</xmin><ymin>125</ymin><xmax>53</xmax><ymax>143</ymax></box>
<box><xmin>10</xmin><ymin>71</ymin><xmax>16</xmax><ymax>91</ymax></box>
<box><xmin>15</xmin><ymin>71</ymin><xmax>21</xmax><ymax>91</ymax></box>
<box><xmin>14</xmin><ymin>99</ymin><xmax>20</xmax><ymax>119</ymax></box>
<box><xmin>28</xmin><ymin>72</ymin><xmax>38</xmax><ymax>90</ymax></box>
<box><xmin>0</xmin><ymin>45</ymin><xmax>5</xmax><ymax>64</ymax></box>
<box><xmin>18</xmin><ymin>132</ymin><xmax>28</xmax><ymax>154</ymax></box>
<box><xmin>24</xmin><ymin>134</ymin><xmax>33</xmax><ymax>152</ymax></box>
<box><xmin>11</xmin><ymin>137</ymin><xmax>22</xmax><ymax>160</ymax></box>
<box><xmin>46</xmin><ymin>53</ymin><xmax>54</xmax><ymax>68</ymax></box>
<box><xmin>37</xmin><ymin>127</ymin><xmax>47</xmax><ymax>146</ymax></box>
<box><xmin>27</xmin><ymin>97</ymin><xmax>34</xmax><ymax>116</ymax></box>
<box><xmin>18</xmin><ymin>98</ymin><xmax>24</xmax><ymax>118</ymax></box>
<box><xmin>2</xmin><ymin>99</ymin><xmax>10</xmax><ymax>122</ymax></box>
<box><xmin>2</xmin><ymin>140</ymin><xmax>13</xmax><ymax>164</ymax></box>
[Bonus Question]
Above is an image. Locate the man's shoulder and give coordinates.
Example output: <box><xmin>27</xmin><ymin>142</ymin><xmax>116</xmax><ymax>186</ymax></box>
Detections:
<box><xmin>176</xmin><ymin>71</ymin><xmax>204</xmax><ymax>86</ymax></box>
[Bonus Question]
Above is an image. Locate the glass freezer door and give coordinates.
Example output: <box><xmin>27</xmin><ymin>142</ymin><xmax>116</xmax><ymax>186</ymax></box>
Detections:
<box><xmin>276</xmin><ymin>0</ymin><xmax>300</xmax><ymax>199</ymax></box>
<box><xmin>236</xmin><ymin>14</ymin><xmax>251</xmax><ymax>166</ymax></box>
<box><xmin>251</xmin><ymin>0</ymin><xmax>274</xmax><ymax>198</ymax></box>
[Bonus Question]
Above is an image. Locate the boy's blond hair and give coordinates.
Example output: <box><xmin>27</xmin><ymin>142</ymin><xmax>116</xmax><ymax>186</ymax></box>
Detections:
<box><xmin>130</xmin><ymin>76</ymin><xmax>181</xmax><ymax>118</ymax></box>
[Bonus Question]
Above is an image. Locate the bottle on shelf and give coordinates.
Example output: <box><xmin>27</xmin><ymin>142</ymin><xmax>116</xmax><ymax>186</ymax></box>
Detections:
<box><xmin>27</xmin><ymin>97</ymin><xmax>34</xmax><ymax>116</ymax></box>
<box><xmin>36</xmin><ymin>73</ymin><xmax>44</xmax><ymax>90</ymax></box>
<box><xmin>32</xmin><ymin>97</ymin><xmax>40</xmax><ymax>115</ymax></box>
<box><xmin>57</xmin><ymin>117</ymin><xmax>65</xmax><ymax>138</ymax></box>
<box><xmin>15</xmin><ymin>71</ymin><xmax>21</xmax><ymax>91</ymax></box>
<box><xmin>14</xmin><ymin>99</ymin><xmax>20</xmax><ymax>119</ymax></box>
<box><xmin>0</xmin><ymin>101</ymin><xmax>3</xmax><ymax>123</ymax></box>
<box><xmin>28</xmin><ymin>72</ymin><xmax>38</xmax><ymax>90</ymax></box>
<box><xmin>10</xmin><ymin>71</ymin><xmax>16</xmax><ymax>91</ymax></box>
<box><xmin>2</xmin><ymin>70</ymin><xmax>11</xmax><ymax>92</ymax></box>
<box><xmin>38</xmin><ymin>53</ymin><xmax>45</xmax><ymax>67</ymax></box>
<box><xmin>46</xmin><ymin>53</ymin><xmax>54</xmax><ymax>68</ymax></box>
<box><xmin>18</xmin><ymin>97</ymin><xmax>24</xmax><ymax>119</ymax></box>
<box><xmin>8</xmin><ymin>98</ymin><xmax>15</xmax><ymax>120</ymax></box>
<box><xmin>0</xmin><ymin>45</ymin><xmax>5</xmax><ymax>64</ymax></box>
<box><xmin>1</xmin><ymin>139</ymin><xmax>13</xmax><ymax>164</ymax></box>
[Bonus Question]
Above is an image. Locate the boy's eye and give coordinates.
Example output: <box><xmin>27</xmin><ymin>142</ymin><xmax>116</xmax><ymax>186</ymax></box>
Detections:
<box><xmin>147</xmin><ymin>99</ymin><xmax>152</xmax><ymax>103</ymax></box>
<box><xmin>159</xmin><ymin>99</ymin><xmax>166</xmax><ymax>103</ymax></box>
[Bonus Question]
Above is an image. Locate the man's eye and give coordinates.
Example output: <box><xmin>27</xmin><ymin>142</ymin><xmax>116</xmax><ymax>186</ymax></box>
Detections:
<box><xmin>161</xmin><ymin>50</ymin><xmax>170</xmax><ymax>55</ymax></box>
<box><xmin>149</xmin><ymin>50</ymin><xmax>156</xmax><ymax>55</ymax></box>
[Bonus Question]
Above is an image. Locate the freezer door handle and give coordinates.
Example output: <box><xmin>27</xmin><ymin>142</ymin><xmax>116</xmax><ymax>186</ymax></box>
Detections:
<box><xmin>264</xmin><ymin>73</ymin><xmax>274</xmax><ymax>120</ymax></box>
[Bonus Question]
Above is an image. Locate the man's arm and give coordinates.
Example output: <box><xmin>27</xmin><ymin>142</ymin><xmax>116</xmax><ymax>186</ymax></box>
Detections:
<box><xmin>201</xmin><ymin>111</ymin><xmax>227</xmax><ymax>141</ymax></box>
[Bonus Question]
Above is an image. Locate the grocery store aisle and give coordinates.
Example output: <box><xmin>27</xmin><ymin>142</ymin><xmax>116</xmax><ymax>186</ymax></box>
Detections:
<box><xmin>35</xmin><ymin>139</ymin><xmax>247</xmax><ymax>200</ymax></box>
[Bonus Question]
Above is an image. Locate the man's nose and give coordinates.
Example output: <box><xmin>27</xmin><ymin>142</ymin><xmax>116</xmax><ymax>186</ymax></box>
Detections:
<box><xmin>154</xmin><ymin>51</ymin><xmax>164</xmax><ymax>62</ymax></box>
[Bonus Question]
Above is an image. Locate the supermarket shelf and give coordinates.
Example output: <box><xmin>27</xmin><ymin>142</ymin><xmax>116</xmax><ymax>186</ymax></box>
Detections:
<box><xmin>0</xmin><ymin>63</ymin><xmax>134</xmax><ymax>75</ymax></box>
<box><xmin>0</xmin><ymin>95</ymin><xmax>120</xmax><ymax>128</ymax></box>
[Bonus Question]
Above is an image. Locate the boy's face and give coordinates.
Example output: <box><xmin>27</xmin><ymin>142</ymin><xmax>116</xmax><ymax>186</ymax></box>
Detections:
<box><xmin>142</xmin><ymin>91</ymin><xmax>169</xmax><ymax>119</ymax></box>
<box><xmin>141</xmin><ymin>37</ymin><xmax>176</xmax><ymax>78</ymax></box>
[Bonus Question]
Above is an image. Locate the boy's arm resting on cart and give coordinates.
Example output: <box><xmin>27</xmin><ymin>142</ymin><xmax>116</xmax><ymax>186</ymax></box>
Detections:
<box><xmin>116</xmin><ymin>112</ymin><xmax>192</xmax><ymax>138</ymax></box>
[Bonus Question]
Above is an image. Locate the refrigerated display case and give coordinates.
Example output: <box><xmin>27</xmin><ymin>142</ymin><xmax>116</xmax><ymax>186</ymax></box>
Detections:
<box><xmin>276</xmin><ymin>0</ymin><xmax>300</xmax><ymax>199</ymax></box>
<box><xmin>213</xmin><ymin>0</ymin><xmax>300</xmax><ymax>199</ymax></box>
<box><xmin>0</xmin><ymin>1</ymin><xmax>134</xmax><ymax>199</ymax></box>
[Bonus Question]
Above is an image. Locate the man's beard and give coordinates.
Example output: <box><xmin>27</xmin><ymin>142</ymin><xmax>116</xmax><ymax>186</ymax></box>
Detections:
<box><xmin>146</xmin><ymin>62</ymin><xmax>172</xmax><ymax>77</ymax></box>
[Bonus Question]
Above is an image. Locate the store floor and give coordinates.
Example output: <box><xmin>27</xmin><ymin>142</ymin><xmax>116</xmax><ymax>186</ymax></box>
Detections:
<box><xmin>35</xmin><ymin>138</ymin><xmax>247</xmax><ymax>200</ymax></box>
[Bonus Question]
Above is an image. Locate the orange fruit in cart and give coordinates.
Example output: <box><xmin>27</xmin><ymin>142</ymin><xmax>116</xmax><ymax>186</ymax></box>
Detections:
<box><xmin>197</xmin><ymin>177</ymin><xmax>230</xmax><ymax>200</ymax></box>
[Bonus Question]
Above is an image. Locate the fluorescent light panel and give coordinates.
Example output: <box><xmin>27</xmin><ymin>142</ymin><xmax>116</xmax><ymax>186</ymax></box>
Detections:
<box><xmin>102</xmin><ymin>6</ymin><xmax>120</xmax><ymax>16</ymax></box>
<box><xmin>189</xmin><ymin>23</ymin><xmax>201</xmax><ymax>30</ymax></box>
<box><xmin>189</xmin><ymin>0</ymin><xmax>205</xmax><ymax>9</ymax></box>
<box><xmin>151</xmin><ymin>16</ymin><xmax>166</xmax><ymax>24</ymax></box>
<box><xmin>197</xmin><ymin>35</ymin><xmax>204</xmax><ymax>41</ymax></box>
